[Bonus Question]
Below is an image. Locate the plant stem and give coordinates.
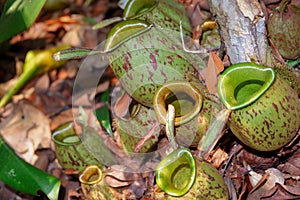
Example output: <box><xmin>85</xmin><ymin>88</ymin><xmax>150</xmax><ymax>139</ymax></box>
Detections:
<box><xmin>0</xmin><ymin>67</ymin><xmax>37</xmax><ymax>107</ymax></box>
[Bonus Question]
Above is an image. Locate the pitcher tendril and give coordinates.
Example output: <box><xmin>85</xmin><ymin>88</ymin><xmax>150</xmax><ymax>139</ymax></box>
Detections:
<box><xmin>179</xmin><ymin>20</ymin><xmax>207</xmax><ymax>54</ymax></box>
<box><xmin>166</xmin><ymin>104</ymin><xmax>178</xmax><ymax>150</ymax></box>
<box><xmin>53</xmin><ymin>48</ymin><xmax>105</xmax><ymax>61</ymax></box>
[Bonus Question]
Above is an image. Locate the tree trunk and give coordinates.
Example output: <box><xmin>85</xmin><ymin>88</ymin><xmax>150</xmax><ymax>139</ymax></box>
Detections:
<box><xmin>208</xmin><ymin>0</ymin><xmax>273</xmax><ymax>65</ymax></box>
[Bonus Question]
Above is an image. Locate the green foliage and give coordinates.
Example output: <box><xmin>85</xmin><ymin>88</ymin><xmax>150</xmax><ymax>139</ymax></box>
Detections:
<box><xmin>0</xmin><ymin>136</ymin><xmax>60</xmax><ymax>200</ymax></box>
<box><xmin>0</xmin><ymin>0</ymin><xmax>46</xmax><ymax>43</ymax></box>
<box><xmin>94</xmin><ymin>89</ymin><xmax>113</xmax><ymax>137</ymax></box>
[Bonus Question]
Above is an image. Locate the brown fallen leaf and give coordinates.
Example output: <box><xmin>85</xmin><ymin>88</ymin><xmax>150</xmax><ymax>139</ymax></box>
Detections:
<box><xmin>50</xmin><ymin>108</ymin><xmax>74</xmax><ymax>131</ymax></box>
<box><xmin>129</xmin><ymin>179</ymin><xmax>147</xmax><ymax>199</ymax></box>
<box><xmin>35</xmin><ymin>73</ymin><xmax>50</xmax><ymax>92</ymax></box>
<box><xmin>206</xmin><ymin>52</ymin><xmax>224</xmax><ymax>94</ymax></box>
<box><xmin>224</xmin><ymin>177</ymin><xmax>238</xmax><ymax>200</ymax></box>
<box><xmin>240</xmin><ymin>149</ymin><xmax>279</xmax><ymax>171</ymax></box>
<box><xmin>104</xmin><ymin>175</ymin><xmax>134</xmax><ymax>188</ymax></box>
<box><xmin>208</xmin><ymin>147</ymin><xmax>229</xmax><ymax>168</ymax></box>
<box><xmin>278</xmin><ymin>149</ymin><xmax>300</xmax><ymax>176</ymax></box>
<box><xmin>0</xmin><ymin>100</ymin><xmax>51</xmax><ymax>164</ymax></box>
<box><xmin>104</xmin><ymin>165</ymin><xmax>147</xmax><ymax>198</ymax></box>
<box><xmin>107</xmin><ymin>165</ymin><xmax>144</xmax><ymax>181</ymax></box>
<box><xmin>261</xmin><ymin>183</ymin><xmax>300</xmax><ymax>200</ymax></box>
<box><xmin>63</xmin><ymin>180</ymin><xmax>82</xmax><ymax>200</ymax></box>
<box><xmin>0</xmin><ymin>181</ymin><xmax>22</xmax><ymax>200</ymax></box>
<box><xmin>246</xmin><ymin>165</ymin><xmax>285</xmax><ymax>200</ymax></box>
<box><xmin>113</xmin><ymin>92</ymin><xmax>133</xmax><ymax>120</ymax></box>
<box><xmin>34</xmin><ymin>149</ymin><xmax>56</xmax><ymax>171</ymax></box>
<box><xmin>30</xmin><ymin>73</ymin><xmax>74</xmax><ymax>116</ymax></box>
<box><xmin>10</xmin><ymin>15</ymin><xmax>83</xmax><ymax>46</ymax></box>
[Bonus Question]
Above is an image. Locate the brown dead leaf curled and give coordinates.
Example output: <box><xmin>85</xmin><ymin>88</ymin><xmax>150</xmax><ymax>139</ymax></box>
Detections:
<box><xmin>113</xmin><ymin>92</ymin><xmax>133</xmax><ymax>120</ymax></box>
<box><xmin>35</xmin><ymin>73</ymin><xmax>50</xmax><ymax>92</ymax></box>
<box><xmin>0</xmin><ymin>101</ymin><xmax>51</xmax><ymax>164</ymax></box>
<box><xmin>0</xmin><ymin>181</ymin><xmax>22</xmax><ymax>200</ymax></box>
<box><xmin>246</xmin><ymin>164</ymin><xmax>285</xmax><ymax>200</ymax></box>
<box><xmin>61</xmin><ymin>24</ymin><xmax>86</xmax><ymax>47</ymax></box>
<box><xmin>10</xmin><ymin>15</ymin><xmax>83</xmax><ymax>46</ymax></box>
<box><xmin>107</xmin><ymin>165</ymin><xmax>143</xmax><ymax>181</ymax></box>
<box><xmin>261</xmin><ymin>183</ymin><xmax>300</xmax><ymax>200</ymax></box>
<box><xmin>34</xmin><ymin>149</ymin><xmax>56</xmax><ymax>171</ymax></box>
<box><xmin>50</xmin><ymin>108</ymin><xmax>74</xmax><ymax>130</ymax></box>
<box><xmin>208</xmin><ymin>148</ymin><xmax>229</xmax><ymax>168</ymax></box>
<box><xmin>104</xmin><ymin>175</ymin><xmax>133</xmax><ymax>188</ymax></box>
<box><xmin>225</xmin><ymin>177</ymin><xmax>238</xmax><ymax>200</ymax></box>
<box><xmin>104</xmin><ymin>165</ymin><xmax>146</xmax><ymax>188</ymax></box>
<box><xmin>206</xmin><ymin>52</ymin><xmax>224</xmax><ymax>94</ymax></box>
<box><xmin>277</xmin><ymin>149</ymin><xmax>300</xmax><ymax>176</ymax></box>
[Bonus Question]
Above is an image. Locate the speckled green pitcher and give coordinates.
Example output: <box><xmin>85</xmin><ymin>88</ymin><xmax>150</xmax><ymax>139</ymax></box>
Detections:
<box><xmin>52</xmin><ymin>122</ymin><xmax>100</xmax><ymax>171</ymax></box>
<box><xmin>218</xmin><ymin>62</ymin><xmax>300</xmax><ymax>151</ymax></box>
<box><xmin>153</xmin><ymin>80</ymin><xmax>221</xmax><ymax>147</ymax></box>
<box><xmin>155</xmin><ymin>148</ymin><xmax>229</xmax><ymax>199</ymax></box>
<box><xmin>104</xmin><ymin>0</ymin><xmax>205</xmax><ymax>107</ymax></box>
<box><xmin>116</xmin><ymin>80</ymin><xmax>220</xmax><ymax>153</ymax></box>
<box><xmin>79</xmin><ymin>165</ymin><xmax>122</xmax><ymax>200</ymax></box>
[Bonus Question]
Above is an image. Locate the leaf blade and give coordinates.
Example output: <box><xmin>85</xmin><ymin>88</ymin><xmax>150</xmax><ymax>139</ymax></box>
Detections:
<box><xmin>0</xmin><ymin>136</ymin><xmax>60</xmax><ymax>200</ymax></box>
<box><xmin>0</xmin><ymin>0</ymin><xmax>46</xmax><ymax>43</ymax></box>
<box><xmin>94</xmin><ymin>90</ymin><xmax>113</xmax><ymax>137</ymax></box>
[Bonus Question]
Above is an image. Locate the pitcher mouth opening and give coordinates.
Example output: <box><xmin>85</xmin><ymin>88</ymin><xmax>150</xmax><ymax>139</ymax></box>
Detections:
<box><xmin>52</xmin><ymin>122</ymin><xmax>81</xmax><ymax>146</ymax></box>
<box><xmin>165</xmin><ymin>92</ymin><xmax>196</xmax><ymax>118</ymax></box>
<box><xmin>234</xmin><ymin>79</ymin><xmax>265</xmax><ymax>104</ymax></box>
<box><xmin>153</xmin><ymin>80</ymin><xmax>203</xmax><ymax>126</ymax></box>
<box><xmin>155</xmin><ymin>148</ymin><xmax>196</xmax><ymax>197</ymax></box>
<box><xmin>218</xmin><ymin>63</ymin><xmax>276</xmax><ymax>110</ymax></box>
<box><xmin>79</xmin><ymin>165</ymin><xmax>103</xmax><ymax>185</ymax></box>
<box><xmin>171</xmin><ymin>163</ymin><xmax>192</xmax><ymax>190</ymax></box>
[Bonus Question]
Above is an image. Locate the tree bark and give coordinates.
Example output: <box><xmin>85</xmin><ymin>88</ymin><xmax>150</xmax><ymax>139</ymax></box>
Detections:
<box><xmin>208</xmin><ymin>0</ymin><xmax>272</xmax><ymax>65</ymax></box>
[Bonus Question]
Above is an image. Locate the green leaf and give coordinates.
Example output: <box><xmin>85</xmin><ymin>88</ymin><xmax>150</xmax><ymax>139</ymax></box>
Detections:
<box><xmin>94</xmin><ymin>89</ymin><xmax>113</xmax><ymax>137</ymax></box>
<box><xmin>0</xmin><ymin>136</ymin><xmax>60</xmax><ymax>200</ymax></box>
<box><xmin>0</xmin><ymin>0</ymin><xmax>46</xmax><ymax>43</ymax></box>
<box><xmin>287</xmin><ymin>58</ymin><xmax>300</xmax><ymax>68</ymax></box>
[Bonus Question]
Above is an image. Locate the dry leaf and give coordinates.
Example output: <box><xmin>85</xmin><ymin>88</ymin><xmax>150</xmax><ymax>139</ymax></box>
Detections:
<box><xmin>0</xmin><ymin>101</ymin><xmax>51</xmax><ymax>164</ymax></box>
<box><xmin>224</xmin><ymin>177</ymin><xmax>238</xmax><ymax>200</ymax></box>
<box><xmin>113</xmin><ymin>92</ymin><xmax>133</xmax><ymax>119</ymax></box>
<box><xmin>61</xmin><ymin>24</ymin><xmax>86</xmax><ymax>47</ymax></box>
<box><xmin>261</xmin><ymin>183</ymin><xmax>300</xmax><ymax>200</ymax></box>
<box><xmin>108</xmin><ymin>165</ymin><xmax>143</xmax><ymax>181</ymax></box>
<box><xmin>35</xmin><ymin>73</ymin><xmax>50</xmax><ymax>92</ymax></box>
<box><xmin>211</xmin><ymin>52</ymin><xmax>225</xmax><ymax>73</ymax></box>
<box><xmin>104</xmin><ymin>175</ymin><xmax>133</xmax><ymax>188</ymax></box>
<box><xmin>10</xmin><ymin>15</ymin><xmax>83</xmax><ymax>45</ymax></box>
<box><xmin>206</xmin><ymin>52</ymin><xmax>224</xmax><ymax>94</ymax></box>
<box><xmin>34</xmin><ymin>149</ymin><xmax>55</xmax><ymax>171</ymax></box>
<box><xmin>50</xmin><ymin>108</ymin><xmax>74</xmax><ymax>130</ymax></box>
<box><xmin>240</xmin><ymin>149</ymin><xmax>278</xmax><ymax>170</ymax></box>
<box><xmin>0</xmin><ymin>181</ymin><xmax>22</xmax><ymax>200</ymax></box>
<box><xmin>278</xmin><ymin>149</ymin><xmax>300</xmax><ymax>176</ymax></box>
<box><xmin>246</xmin><ymin>166</ymin><xmax>285</xmax><ymax>200</ymax></box>
<box><xmin>208</xmin><ymin>148</ymin><xmax>229</xmax><ymax>168</ymax></box>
